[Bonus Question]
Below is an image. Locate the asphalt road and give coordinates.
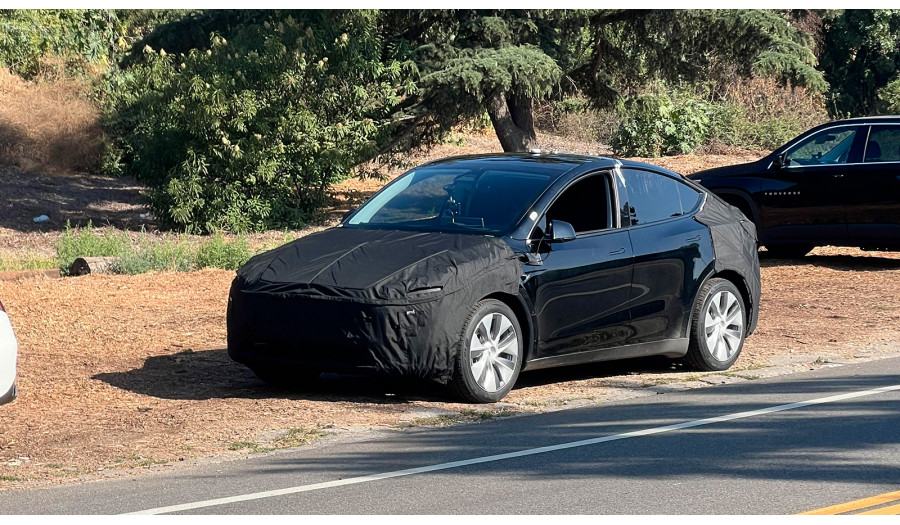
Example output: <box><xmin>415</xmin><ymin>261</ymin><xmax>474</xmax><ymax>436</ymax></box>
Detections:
<box><xmin>3</xmin><ymin>357</ymin><xmax>900</xmax><ymax>515</ymax></box>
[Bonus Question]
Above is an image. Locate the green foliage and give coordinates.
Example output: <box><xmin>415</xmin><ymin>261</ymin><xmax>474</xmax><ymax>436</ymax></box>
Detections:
<box><xmin>877</xmin><ymin>77</ymin><xmax>900</xmax><ymax>114</ymax></box>
<box><xmin>55</xmin><ymin>222</ymin><xmax>256</xmax><ymax>275</ymax></box>
<box><xmin>612</xmin><ymin>92</ymin><xmax>710</xmax><ymax>157</ymax></box>
<box><xmin>56</xmin><ymin>221</ymin><xmax>131</xmax><ymax>275</ymax></box>
<box><xmin>111</xmin><ymin>235</ymin><xmax>197</xmax><ymax>274</ymax></box>
<box><xmin>103</xmin><ymin>11</ymin><xmax>405</xmax><ymax>232</ymax></box>
<box><xmin>0</xmin><ymin>9</ymin><xmax>180</xmax><ymax>78</ymax></box>
<box><xmin>821</xmin><ymin>9</ymin><xmax>900</xmax><ymax>116</ymax></box>
<box><xmin>196</xmin><ymin>232</ymin><xmax>252</xmax><ymax>269</ymax></box>
<box><xmin>0</xmin><ymin>9</ymin><xmax>117</xmax><ymax>77</ymax></box>
<box><xmin>0</xmin><ymin>254</ymin><xmax>58</xmax><ymax>272</ymax></box>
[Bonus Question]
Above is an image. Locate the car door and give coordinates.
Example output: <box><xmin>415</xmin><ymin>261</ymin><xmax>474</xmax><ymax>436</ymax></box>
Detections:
<box><xmin>521</xmin><ymin>172</ymin><xmax>635</xmax><ymax>358</ymax></box>
<box><xmin>622</xmin><ymin>169</ymin><xmax>716</xmax><ymax>345</ymax></box>
<box><xmin>845</xmin><ymin>124</ymin><xmax>900</xmax><ymax>244</ymax></box>
<box><xmin>759</xmin><ymin>125</ymin><xmax>864</xmax><ymax>243</ymax></box>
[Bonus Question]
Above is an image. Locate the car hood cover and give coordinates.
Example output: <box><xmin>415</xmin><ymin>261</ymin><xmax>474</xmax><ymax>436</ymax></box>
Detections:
<box><xmin>235</xmin><ymin>228</ymin><xmax>521</xmax><ymax>304</ymax></box>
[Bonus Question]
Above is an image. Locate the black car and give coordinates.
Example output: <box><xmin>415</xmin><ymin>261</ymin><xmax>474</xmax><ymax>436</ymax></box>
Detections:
<box><xmin>228</xmin><ymin>153</ymin><xmax>760</xmax><ymax>402</ymax></box>
<box><xmin>689</xmin><ymin>117</ymin><xmax>900</xmax><ymax>257</ymax></box>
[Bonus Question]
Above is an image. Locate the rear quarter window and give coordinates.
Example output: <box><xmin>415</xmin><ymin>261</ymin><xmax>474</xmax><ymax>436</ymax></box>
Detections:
<box><xmin>623</xmin><ymin>169</ymin><xmax>688</xmax><ymax>225</ymax></box>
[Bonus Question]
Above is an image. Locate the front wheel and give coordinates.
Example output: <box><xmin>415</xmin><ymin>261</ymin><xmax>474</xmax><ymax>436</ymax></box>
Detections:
<box><xmin>449</xmin><ymin>299</ymin><xmax>523</xmax><ymax>403</ymax></box>
<box><xmin>685</xmin><ymin>278</ymin><xmax>747</xmax><ymax>371</ymax></box>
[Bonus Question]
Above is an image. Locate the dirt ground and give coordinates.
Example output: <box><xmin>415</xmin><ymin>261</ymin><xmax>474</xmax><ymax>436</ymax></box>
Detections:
<box><xmin>2</xmin><ymin>135</ymin><xmax>899</xmax><ymax>490</ymax></box>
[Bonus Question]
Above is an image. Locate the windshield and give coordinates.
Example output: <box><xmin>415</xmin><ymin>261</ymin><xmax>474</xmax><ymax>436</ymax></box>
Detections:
<box><xmin>345</xmin><ymin>165</ymin><xmax>561</xmax><ymax>235</ymax></box>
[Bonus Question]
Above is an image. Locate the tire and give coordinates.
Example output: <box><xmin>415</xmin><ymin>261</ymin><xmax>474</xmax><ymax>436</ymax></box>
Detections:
<box><xmin>685</xmin><ymin>278</ymin><xmax>747</xmax><ymax>372</ymax></box>
<box><xmin>764</xmin><ymin>244</ymin><xmax>813</xmax><ymax>259</ymax></box>
<box><xmin>449</xmin><ymin>299</ymin><xmax>523</xmax><ymax>403</ymax></box>
<box><xmin>249</xmin><ymin>364</ymin><xmax>320</xmax><ymax>388</ymax></box>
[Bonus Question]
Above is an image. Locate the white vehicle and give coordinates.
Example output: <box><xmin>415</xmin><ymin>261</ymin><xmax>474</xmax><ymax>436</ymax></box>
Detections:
<box><xmin>0</xmin><ymin>298</ymin><xmax>17</xmax><ymax>405</ymax></box>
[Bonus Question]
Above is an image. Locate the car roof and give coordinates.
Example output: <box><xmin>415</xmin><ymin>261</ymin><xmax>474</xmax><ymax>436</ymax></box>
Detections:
<box><xmin>419</xmin><ymin>152</ymin><xmax>684</xmax><ymax>178</ymax></box>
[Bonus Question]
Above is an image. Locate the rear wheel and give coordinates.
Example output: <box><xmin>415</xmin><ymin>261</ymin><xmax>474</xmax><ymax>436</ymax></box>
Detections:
<box><xmin>249</xmin><ymin>365</ymin><xmax>320</xmax><ymax>388</ymax></box>
<box><xmin>763</xmin><ymin>244</ymin><xmax>813</xmax><ymax>258</ymax></box>
<box><xmin>685</xmin><ymin>278</ymin><xmax>746</xmax><ymax>371</ymax></box>
<box><xmin>449</xmin><ymin>299</ymin><xmax>523</xmax><ymax>403</ymax></box>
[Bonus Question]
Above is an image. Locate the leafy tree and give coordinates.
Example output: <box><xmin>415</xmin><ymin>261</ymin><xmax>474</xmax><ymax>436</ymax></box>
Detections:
<box><xmin>820</xmin><ymin>9</ymin><xmax>900</xmax><ymax>117</ymax></box>
<box><xmin>0</xmin><ymin>9</ymin><xmax>179</xmax><ymax>77</ymax></box>
<box><xmin>380</xmin><ymin>9</ymin><xmax>825</xmax><ymax>152</ymax></box>
<box><xmin>105</xmin><ymin>9</ymin><xmax>829</xmax><ymax>231</ymax></box>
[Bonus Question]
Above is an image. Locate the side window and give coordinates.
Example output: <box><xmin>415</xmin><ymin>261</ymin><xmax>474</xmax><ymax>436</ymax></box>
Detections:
<box><xmin>676</xmin><ymin>182</ymin><xmax>703</xmax><ymax>213</ymax></box>
<box><xmin>623</xmin><ymin>169</ymin><xmax>683</xmax><ymax>226</ymax></box>
<box><xmin>864</xmin><ymin>126</ymin><xmax>900</xmax><ymax>163</ymax></box>
<box><xmin>543</xmin><ymin>174</ymin><xmax>612</xmax><ymax>235</ymax></box>
<box><xmin>785</xmin><ymin>127</ymin><xmax>857</xmax><ymax>166</ymax></box>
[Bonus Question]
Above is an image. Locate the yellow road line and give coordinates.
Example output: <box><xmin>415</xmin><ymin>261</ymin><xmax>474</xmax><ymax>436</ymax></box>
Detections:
<box><xmin>798</xmin><ymin>489</ymin><xmax>900</xmax><ymax>515</ymax></box>
<box><xmin>856</xmin><ymin>502</ymin><xmax>900</xmax><ymax>515</ymax></box>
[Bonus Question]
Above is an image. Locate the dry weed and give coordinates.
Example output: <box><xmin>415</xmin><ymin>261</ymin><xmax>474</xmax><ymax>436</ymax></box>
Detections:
<box><xmin>0</xmin><ymin>66</ymin><xmax>102</xmax><ymax>173</ymax></box>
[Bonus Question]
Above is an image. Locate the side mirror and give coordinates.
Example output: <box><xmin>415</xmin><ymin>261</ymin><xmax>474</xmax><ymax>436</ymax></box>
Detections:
<box><xmin>548</xmin><ymin>220</ymin><xmax>577</xmax><ymax>243</ymax></box>
<box><xmin>773</xmin><ymin>152</ymin><xmax>788</xmax><ymax>170</ymax></box>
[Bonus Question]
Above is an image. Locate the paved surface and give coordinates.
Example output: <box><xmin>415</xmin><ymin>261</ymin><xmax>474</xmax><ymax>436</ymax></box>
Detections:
<box><xmin>3</xmin><ymin>357</ymin><xmax>900</xmax><ymax>514</ymax></box>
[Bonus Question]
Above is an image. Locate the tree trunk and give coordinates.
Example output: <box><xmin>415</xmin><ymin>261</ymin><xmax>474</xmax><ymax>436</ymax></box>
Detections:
<box><xmin>486</xmin><ymin>93</ymin><xmax>537</xmax><ymax>152</ymax></box>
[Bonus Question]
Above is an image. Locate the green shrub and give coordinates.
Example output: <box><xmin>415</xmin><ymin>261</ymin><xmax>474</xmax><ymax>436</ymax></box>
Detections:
<box><xmin>56</xmin><ymin>221</ymin><xmax>131</xmax><ymax>275</ymax></box>
<box><xmin>196</xmin><ymin>232</ymin><xmax>252</xmax><ymax>270</ymax></box>
<box><xmin>111</xmin><ymin>235</ymin><xmax>197</xmax><ymax>274</ymax></box>
<box><xmin>612</xmin><ymin>92</ymin><xmax>710</xmax><ymax>157</ymax></box>
<box><xmin>101</xmin><ymin>11</ymin><xmax>405</xmax><ymax>233</ymax></box>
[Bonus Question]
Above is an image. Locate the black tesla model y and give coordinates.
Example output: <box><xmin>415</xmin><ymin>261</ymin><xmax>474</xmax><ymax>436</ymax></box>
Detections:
<box><xmin>228</xmin><ymin>153</ymin><xmax>761</xmax><ymax>402</ymax></box>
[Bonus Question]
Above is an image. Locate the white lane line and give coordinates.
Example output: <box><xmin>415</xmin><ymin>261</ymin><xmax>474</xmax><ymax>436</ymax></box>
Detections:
<box><xmin>127</xmin><ymin>383</ymin><xmax>900</xmax><ymax>515</ymax></box>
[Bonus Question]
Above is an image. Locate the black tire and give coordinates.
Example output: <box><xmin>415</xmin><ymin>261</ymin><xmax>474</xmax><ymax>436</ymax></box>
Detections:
<box><xmin>249</xmin><ymin>365</ymin><xmax>320</xmax><ymax>388</ymax></box>
<box><xmin>685</xmin><ymin>278</ymin><xmax>747</xmax><ymax>371</ymax></box>
<box><xmin>763</xmin><ymin>244</ymin><xmax>813</xmax><ymax>259</ymax></box>
<box><xmin>449</xmin><ymin>299</ymin><xmax>523</xmax><ymax>403</ymax></box>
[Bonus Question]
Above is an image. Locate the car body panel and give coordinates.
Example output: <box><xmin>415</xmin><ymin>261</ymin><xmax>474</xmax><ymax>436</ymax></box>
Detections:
<box><xmin>0</xmin><ymin>309</ymin><xmax>18</xmax><ymax>406</ymax></box>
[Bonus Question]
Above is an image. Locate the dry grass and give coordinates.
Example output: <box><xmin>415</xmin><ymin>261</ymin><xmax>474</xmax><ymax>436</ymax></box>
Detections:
<box><xmin>0</xmin><ymin>67</ymin><xmax>102</xmax><ymax>173</ymax></box>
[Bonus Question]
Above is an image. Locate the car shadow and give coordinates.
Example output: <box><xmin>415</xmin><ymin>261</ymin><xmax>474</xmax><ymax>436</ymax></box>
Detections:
<box><xmin>760</xmin><ymin>253</ymin><xmax>900</xmax><ymax>271</ymax></box>
<box><xmin>93</xmin><ymin>348</ymin><xmax>450</xmax><ymax>403</ymax></box>
<box><xmin>94</xmin><ymin>348</ymin><xmax>685</xmax><ymax>404</ymax></box>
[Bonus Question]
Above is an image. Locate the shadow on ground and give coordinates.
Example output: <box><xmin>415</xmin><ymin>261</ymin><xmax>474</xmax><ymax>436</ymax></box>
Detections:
<box><xmin>0</xmin><ymin>168</ymin><xmax>153</xmax><ymax>232</ymax></box>
<box><xmin>759</xmin><ymin>252</ymin><xmax>900</xmax><ymax>271</ymax></box>
<box><xmin>93</xmin><ymin>348</ymin><xmax>680</xmax><ymax>403</ymax></box>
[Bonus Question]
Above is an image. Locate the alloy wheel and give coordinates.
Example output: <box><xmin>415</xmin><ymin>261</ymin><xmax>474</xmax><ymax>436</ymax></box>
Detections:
<box><xmin>704</xmin><ymin>290</ymin><xmax>744</xmax><ymax>362</ymax></box>
<box><xmin>469</xmin><ymin>312</ymin><xmax>519</xmax><ymax>393</ymax></box>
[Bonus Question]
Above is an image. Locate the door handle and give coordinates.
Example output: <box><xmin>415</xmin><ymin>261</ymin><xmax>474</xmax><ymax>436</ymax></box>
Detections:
<box><xmin>685</xmin><ymin>235</ymin><xmax>702</xmax><ymax>243</ymax></box>
<box><xmin>609</xmin><ymin>247</ymin><xmax>626</xmax><ymax>256</ymax></box>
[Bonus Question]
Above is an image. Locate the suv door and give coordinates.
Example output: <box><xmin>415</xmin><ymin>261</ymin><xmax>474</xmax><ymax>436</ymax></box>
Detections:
<box><xmin>522</xmin><ymin>172</ymin><xmax>635</xmax><ymax>358</ymax></box>
<box><xmin>622</xmin><ymin>169</ymin><xmax>715</xmax><ymax>345</ymax></box>
<box><xmin>760</xmin><ymin>125</ymin><xmax>864</xmax><ymax>243</ymax></box>
<box><xmin>846</xmin><ymin>124</ymin><xmax>900</xmax><ymax>246</ymax></box>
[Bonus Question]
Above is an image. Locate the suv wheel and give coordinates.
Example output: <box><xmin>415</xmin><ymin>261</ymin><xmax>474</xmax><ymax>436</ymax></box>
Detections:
<box><xmin>685</xmin><ymin>278</ymin><xmax>746</xmax><ymax>371</ymax></box>
<box><xmin>449</xmin><ymin>299</ymin><xmax>523</xmax><ymax>403</ymax></box>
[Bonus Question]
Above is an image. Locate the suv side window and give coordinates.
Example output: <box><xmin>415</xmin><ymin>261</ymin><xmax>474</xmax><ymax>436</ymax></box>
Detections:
<box><xmin>785</xmin><ymin>126</ymin><xmax>857</xmax><ymax>166</ymax></box>
<box><xmin>623</xmin><ymin>169</ymin><xmax>683</xmax><ymax>226</ymax></box>
<box><xmin>864</xmin><ymin>126</ymin><xmax>900</xmax><ymax>163</ymax></box>
<box><xmin>535</xmin><ymin>174</ymin><xmax>613</xmax><ymax>237</ymax></box>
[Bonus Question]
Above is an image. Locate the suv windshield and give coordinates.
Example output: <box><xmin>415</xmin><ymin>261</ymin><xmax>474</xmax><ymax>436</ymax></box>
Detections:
<box><xmin>345</xmin><ymin>165</ymin><xmax>562</xmax><ymax>235</ymax></box>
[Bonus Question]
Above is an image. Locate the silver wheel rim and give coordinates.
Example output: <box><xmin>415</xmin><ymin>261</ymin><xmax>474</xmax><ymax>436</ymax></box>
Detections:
<box><xmin>704</xmin><ymin>290</ymin><xmax>744</xmax><ymax>362</ymax></box>
<box><xmin>469</xmin><ymin>312</ymin><xmax>519</xmax><ymax>393</ymax></box>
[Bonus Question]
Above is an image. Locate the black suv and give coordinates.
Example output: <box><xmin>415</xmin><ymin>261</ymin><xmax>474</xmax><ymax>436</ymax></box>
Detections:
<box><xmin>688</xmin><ymin>117</ymin><xmax>900</xmax><ymax>257</ymax></box>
